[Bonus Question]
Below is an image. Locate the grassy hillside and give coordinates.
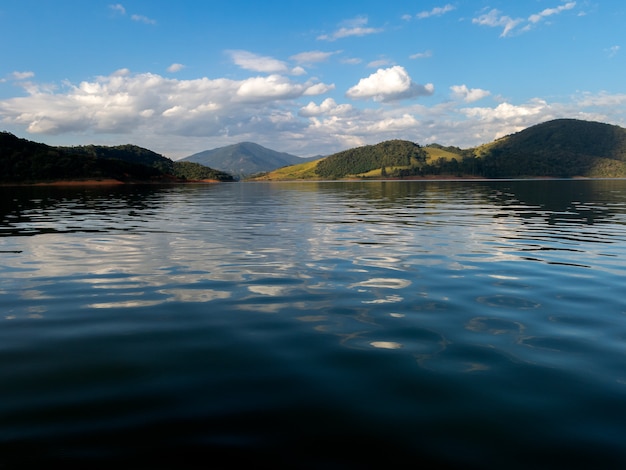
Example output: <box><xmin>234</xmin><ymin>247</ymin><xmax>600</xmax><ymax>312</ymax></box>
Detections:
<box><xmin>249</xmin><ymin>157</ymin><xmax>323</xmax><ymax>181</ymax></box>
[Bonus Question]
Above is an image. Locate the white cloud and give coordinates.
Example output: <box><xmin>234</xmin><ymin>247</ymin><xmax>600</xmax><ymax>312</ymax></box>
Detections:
<box><xmin>110</xmin><ymin>4</ymin><xmax>155</xmax><ymax>25</ymax></box>
<box><xmin>474</xmin><ymin>3</ymin><xmax>577</xmax><ymax>37</ymax></box>
<box><xmin>606</xmin><ymin>45</ymin><xmax>620</xmax><ymax>58</ymax></box>
<box><xmin>575</xmin><ymin>91</ymin><xmax>626</xmax><ymax>108</ymax></box>
<box><xmin>472</xmin><ymin>9</ymin><xmax>523</xmax><ymax>37</ymax></box>
<box><xmin>131</xmin><ymin>14</ymin><xmax>156</xmax><ymax>25</ymax></box>
<box><xmin>303</xmin><ymin>82</ymin><xmax>335</xmax><ymax>96</ymax></box>
<box><xmin>298</xmin><ymin>98</ymin><xmax>352</xmax><ymax>117</ymax></box>
<box><xmin>109</xmin><ymin>4</ymin><xmax>126</xmax><ymax>15</ymax></box>
<box><xmin>0</xmin><ymin>70</ymin><xmax>333</xmax><ymax>141</ymax></box>
<box><xmin>461</xmin><ymin>99</ymin><xmax>548</xmax><ymax>121</ymax></box>
<box><xmin>1</xmin><ymin>69</ymin><xmax>625</xmax><ymax>159</ymax></box>
<box><xmin>228</xmin><ymin>50</ymin><xmax>290</xmax><ymax>74</ymax></box>
<box><xmin>346</xmin><ymin>66</ymin><xmax>434</xmax><ymax>102</ymax></box>
<box><xmin>290</xmin><ymin>50</ymin><xmax>338</xmax><ymax>64</ymax></box>
<box><xmin>450</xmin><ymin>84</ymin><xmax>491</xmax><ymax>103</ymax></box>
<box><xmin>235</xmin><ymin>74</ymin><xmax>327</xmax><ymax>101</ymax></box>
<box><xmin>416</xmin><ymin>4</ymin><xmax>456</xmax><ymax>19</ymax></box>
<box><xmin>410</xmin><ymin>50</ymin><xmax>432</xmax><ymax>60</ymax></box>
<box><xmin>529</xmin><ymin>2</ymin><xmax>576</xmax><ymax>23</ymax></box>
<box><xmin>167</xmin><ymin>63</ymin><xmax>185</xmax><ymax>73</ymax></box>
<box><xmin>317</xmin><ymin>16</ymin><xmax>383</xmax><ymax>41</ymax></box>
<box><xmin>367</xmin><ymin>58</ymin><xmax>394</xmax><ymax>68</ymax></box>
<box><xmin>11</xmin><ymin>71</ymin><xmax>35</xmax><ymax>80</ymax></box>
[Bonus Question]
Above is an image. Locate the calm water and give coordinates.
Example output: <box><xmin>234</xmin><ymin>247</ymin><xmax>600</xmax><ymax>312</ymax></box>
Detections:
<box><xmin>1</xmin><ymin>179</ymin><xmax>626</xmax><ymax>469</ymax></box>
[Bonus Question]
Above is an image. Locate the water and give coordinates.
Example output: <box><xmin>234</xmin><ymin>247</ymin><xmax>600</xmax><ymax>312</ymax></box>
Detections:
<box><xmin>1</xmin><ymin>179</ymin><xmax>625</xmax><ymax>469</ymax></box>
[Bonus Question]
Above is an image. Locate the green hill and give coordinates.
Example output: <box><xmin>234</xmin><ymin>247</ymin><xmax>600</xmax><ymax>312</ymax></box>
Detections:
<box><xmin>474</xmin><ymin>118</ymin><xmax>626</xmax><ymax>177</ymax></box>
<box><xmin>0</xmin><ymin>132</ymin><xmax>234</xmax><ymax>183</ymax></box>
<box><xmin>314</xmin><ymin>140</ymin><xmax>427</xmax><ymax>179</ymax></box>
<box><xmin>254</xmin><ymin>119</ymin><xmax>626</xmax><ymax>180</ymax></box>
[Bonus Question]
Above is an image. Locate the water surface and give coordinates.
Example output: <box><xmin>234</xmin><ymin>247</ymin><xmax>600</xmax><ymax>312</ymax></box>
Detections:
<box><xmin>1</xmin><ymin>180</ymin><xmax>626</xmax><ymax>468</ymax></box>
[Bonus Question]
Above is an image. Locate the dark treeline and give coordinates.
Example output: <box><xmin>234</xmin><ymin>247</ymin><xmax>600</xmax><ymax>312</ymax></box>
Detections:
<box><xmin>0</xmin><ymin>132</ymin><xmax>234</xmax><ymax>183</ymax></box>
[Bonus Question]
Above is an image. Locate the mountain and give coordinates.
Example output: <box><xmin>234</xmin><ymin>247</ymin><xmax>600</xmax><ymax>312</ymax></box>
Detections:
<box><xmin>180</xmin><ymin>142</ymin><xmax>316</xmax><ymax>178</ymax></box>
<box><xmin>254</xmin><ymin>119</ymin><xmax>626</xmax><ymax>180</ymax></box>
<box><xmin>0</xmin><ymin>132</ymin><xmax>234</xmax><ymax>183</ymax></box>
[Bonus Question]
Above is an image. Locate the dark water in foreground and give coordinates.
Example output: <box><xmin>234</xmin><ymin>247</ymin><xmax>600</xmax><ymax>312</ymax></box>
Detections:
<box><xmin>1</xmin><ymin>179</ymin><xmax>625</xmax><ymax>469</ymax></box>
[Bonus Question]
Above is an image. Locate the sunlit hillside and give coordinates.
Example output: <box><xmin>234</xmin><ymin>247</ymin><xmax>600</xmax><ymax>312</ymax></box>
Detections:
<box><xmin>248</xmin><ymin>157</ymin><xmax>324</xmax><ymax>181</ymax></box>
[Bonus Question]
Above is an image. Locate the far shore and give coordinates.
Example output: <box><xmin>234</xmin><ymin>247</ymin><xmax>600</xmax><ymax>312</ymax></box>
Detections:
<box><xmin>1</xmin><ymin>178</ymin><xmax>225</xmax><ymax>187</ymax></box>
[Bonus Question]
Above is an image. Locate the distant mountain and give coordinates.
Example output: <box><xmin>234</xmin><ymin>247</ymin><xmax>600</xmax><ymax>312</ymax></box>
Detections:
<box><xmin>253</xmin><ymin>119</ymin><xmax>626</xmax><ymax>180</ymax></box>
<box><xmin>180</xmin><ymin>142</ymin><xmax>316</xmax><ymax>178</ymax></box>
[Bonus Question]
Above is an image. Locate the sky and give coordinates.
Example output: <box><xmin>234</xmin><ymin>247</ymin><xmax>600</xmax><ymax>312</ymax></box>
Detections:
<box><xmin>1</xmin><ymin>1</ymin><xmax>625</xmax><ymax>159</ymax></box>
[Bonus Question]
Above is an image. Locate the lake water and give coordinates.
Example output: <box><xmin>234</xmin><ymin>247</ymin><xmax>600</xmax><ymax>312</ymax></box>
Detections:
<box><xmin>1</xmin><ymin>179</ymin><xmax>626</xmax><ymax>469</ymax></box>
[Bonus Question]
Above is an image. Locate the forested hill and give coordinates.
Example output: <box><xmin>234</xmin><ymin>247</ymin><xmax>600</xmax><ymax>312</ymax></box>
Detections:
<box><xmin>0</xmin><ymin>132</ymin><xmax>234</xmax><ymax>183</ymax></box>
<box><xmin>252</xmin><ymin>119</ymin><xmax>626</xmax><ymax>180</ymax></box>
<box><xmin>315</xmin><ymin>140</ymin><xmax>427</xmax><ymax>179</ymax></box>
<box><xmin>474</xmin><ymin>118</ymin><xmax>626</xmax><ymax>177</ymax></box>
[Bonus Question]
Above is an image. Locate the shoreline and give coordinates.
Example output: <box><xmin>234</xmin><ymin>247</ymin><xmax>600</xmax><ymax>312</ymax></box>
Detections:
<box><xmin>1</xmin><ymin>178</ymin><xmax>226</xmax><ymax>187</ymax></box>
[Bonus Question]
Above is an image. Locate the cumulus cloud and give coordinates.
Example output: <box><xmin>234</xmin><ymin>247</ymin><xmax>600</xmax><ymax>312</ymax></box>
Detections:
<box><xmin>236</xmin><ymin>74</ymin><xmax>328</xmax><ymax>101</ymax></box>
<box><xmin>298</xmin><ymin>98</ymin><xmax>353</xmax><ymax>117</ymax></box>
<box><xmin>416</xmin><ymin>4</ymin><xmax>456</xmax><ymax>19</ymax></box>
<box><xmin>461</xmin><ymin>99</ymin><xmax>549</xmax><ymax>122</ymax></box>
<box><xmin>450</xmin><ymin>84</ymin><xmax>491</xmax><ymax>103</ymax></box>
<box><xmin>317</xmin><ymin>16</ymin><xmax>383</xmax><ymax>41</ymax></box>
<box><xmin>167</xmin><ymin>63</ymin><xmax>185</xmax><ymax>73</ymax></box>
<box><xmin>346</xmin><ymin>66</ymin><xmax>434</xmax><ymax>102</ymax></box>
<box><xmin>1</xmin><ymin>69</ymin><xmax>624</xmax><ymax>159</ymax></box>
<box><xmin>0</xmin><ymin>69</ymin><xmax>333</xmax><ymax>139</ymax></box>
<box><xmin>10</xmin><ymin>71</ymin><xmax>35</xmax><ymax>80</ymax></box>
<box><xmin>228</xmin><ymin>50</ymin><xmax>290</xmax><ymax>74</ymax></box>
<box><xmin>575</xmin><ymin>91</ymin><xmax>626</xmax><ymax>108</ymax></box>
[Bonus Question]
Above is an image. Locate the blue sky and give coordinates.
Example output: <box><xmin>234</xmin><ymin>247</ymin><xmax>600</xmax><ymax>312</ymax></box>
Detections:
<box><xmin>1</xmin><ymin>1</ymin><xmax>624</xmax><ymax>159</ymax></box>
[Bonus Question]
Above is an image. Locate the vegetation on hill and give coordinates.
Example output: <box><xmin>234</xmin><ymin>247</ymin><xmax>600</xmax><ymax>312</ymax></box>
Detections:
<box><xmin>473</xmin><ymin>119</ymin><xmax>626</xmax><ymax>177</ymax></box>
<box><xmin>61</xmin><ymin>144</ymin><xmax>175</xmax><ymax>174</ymax></box>
<box><xmin>250</xmin><ymin>157</ymin><xmax>322</xmax><ymax>181</ymax></box>
<box><xmin>4</xmin><ymin>118</ymin><xmax>626</xmax><ymax>184</ymax></box>
<box><xmin>315</xmin><ymin>140</ymin><xmax>427</xmax><ymax>179</ymax></box>
<box><xmin>253</xmin><ymin>119</ymin><xmax>626</xmax><ymax>181</ymax></box>
<box><xmin>0</xmin><ymin>132</ymin><xmax>234</xmax><ymax>183</ymax></box>
<box><xmin>171</xmin><ymin>161</ymin><xmax>234</xmax><ymax>181</ymax></box>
